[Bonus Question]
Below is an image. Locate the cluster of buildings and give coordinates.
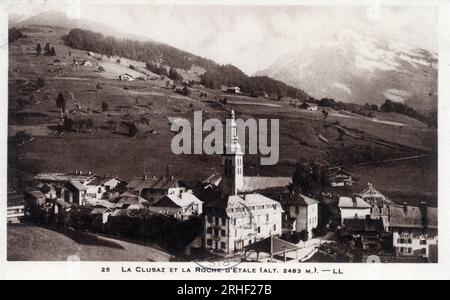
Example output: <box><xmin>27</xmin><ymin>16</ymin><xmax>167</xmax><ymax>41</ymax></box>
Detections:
<box><xmin>11</xmin><ymin>169</ymin><xmax>204</xmax><ymax>230</ymax></box>
<box><xmin>338</xmin><ymin>184</ymin><xmax>438</xmax><ymax>260</ymax></box>
<box><xmin>7</xmin><ymin>110</ymin><xmax>438</xmax><ymax>262</ymax></box>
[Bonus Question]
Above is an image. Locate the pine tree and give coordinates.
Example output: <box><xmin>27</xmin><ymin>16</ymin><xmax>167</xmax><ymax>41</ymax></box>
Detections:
<box><xmin>44</xmin><ymin>43</ymin><xmax>51</xmax><ymax>55</ymax></box>
<box><xmin>56</xmin><ymin>92</ymin><xmax>66</xmax><ymax>117</ymax></box>
<box><xmin>101</xmin><ymin>101</ymin><xmax>109</xmax><ymax>113</ymax></box>
<box><xmin>36</xmin><ymin>43</ymin><xmax>42</xmax><ymax>56</ymax></box>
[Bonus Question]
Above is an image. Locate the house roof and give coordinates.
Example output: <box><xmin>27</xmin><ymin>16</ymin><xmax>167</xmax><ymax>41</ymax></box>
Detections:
<box><xmin>68</xmin><ymin>180</ymin><xmax>89</xmax><ymax>191</ymax></box>
<box><xmin>88</xmin><ymin>176</ymin><xmax>110</xmax><ymax>186</ymax></box>
<box><xmin>26</xmin><ymin>190</ymin><xmax>45</xmax><ymax>198</ymax></box>
<box><xmin>153</xmin><ymin>192</ymin><xmax>203</xmax><ymax>208</ymax></box>
<box><xmin>289</xmin><ymin>193</ymin><xmax>319</xmax><ymax>207</ymax></box>
<box><xmin>34</xmin><ymin>172</ymin><xmax>95</xmax><ymax>183</ymax></box>
<box><xmin>56</xmin><ymin>199</ymin><xmax>72</xmax><ymax>209</ymax></box>
<box><xmin>245</xmin><ymin>236</ymin><xmax>298</xmax><ymax>255</ymax></box>
<box><xmin>338</xmin><ymin>196</ymin><xmax>371</xmax><ymax>209</ymax></box>
<box><xmin>343</xmin><ymin>218</ymin><xmax>384</xmax><ymax>232</ymax></box>
<box><xmin>202</xmin><ymin>173</ymin><xmax>222</xmax><ymax>187</ymax></box>
<box><xmin>116</xmin><ymin>192</ymin><xmax>148</xmax><ymax>207</ymax></box>
<box><xmin>85</xmin><ymin>199</ymin><xmax>115</xmax><ymax>209</ymax></box>
<box><xmin>240</xmin><ymin>176</ymin><xmax>291</xmax><ymax>193</ymax></box>
<box><xmin>329</xmin><ymin>168</ymin><xmax>353</xmax><ymax>177</ymax></box>
<box><xmin>226</xmin><ymin>194</ymin><xmax>283</xmax><ymax>218</ymax></box>
<box><xmin>127</xmin><ymin>177</ymin><xmax>182</xmax><ymax>191</ymax></box>
<box><xmin>358</xmin><ymin>183</ymin><xmax>392</xmax><ymax>204</ymax></box>
<box><xmin>390</xmin><ymin>205</ymin><xmax>437</xmax><ymax>229</ymax></box>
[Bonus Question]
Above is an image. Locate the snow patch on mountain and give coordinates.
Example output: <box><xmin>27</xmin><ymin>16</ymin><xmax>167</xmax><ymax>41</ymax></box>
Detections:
<box><xmin>333</xmin><ymin>82</ymin><xmax>352</xmax><ymax>94</ymax></box>
<box><xmin>382</xmin><ymin>89</ymin><xmax>411</xmax><ymax>103</ymax></box>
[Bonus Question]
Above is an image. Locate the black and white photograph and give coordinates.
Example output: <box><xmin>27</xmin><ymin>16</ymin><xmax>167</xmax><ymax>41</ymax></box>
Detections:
<box><xmin>1</xmin><ymin>0</ymin><xmax>448</xmax><ymax>280</ymax></box>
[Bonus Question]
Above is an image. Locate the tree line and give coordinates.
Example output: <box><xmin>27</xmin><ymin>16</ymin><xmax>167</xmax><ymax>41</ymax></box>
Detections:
<box><xmin>8</xmin><ymin>28</ymin><xmax>27</xmax><ymax>43</ymax></box>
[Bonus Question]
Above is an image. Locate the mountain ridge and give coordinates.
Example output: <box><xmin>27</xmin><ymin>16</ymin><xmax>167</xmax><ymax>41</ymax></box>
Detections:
<box><xmin>255</xmin><ymin>29</ymin><xmax>437</xmax><ymax>113</ymax></box>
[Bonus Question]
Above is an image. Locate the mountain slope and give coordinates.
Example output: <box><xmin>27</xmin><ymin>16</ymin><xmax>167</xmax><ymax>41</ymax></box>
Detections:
<box><xmin>255</xmin><ymin>29</ymin><xmax>437</xmax><ymax>113</ymax></box>
<box><xmin>12</xmin><ymin>10</ymin><xmax>150</xmax><ymax>41</ymax></box>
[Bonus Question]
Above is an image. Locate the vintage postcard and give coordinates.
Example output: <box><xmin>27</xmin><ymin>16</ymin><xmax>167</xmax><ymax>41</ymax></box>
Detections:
<box><xmin>1</xmin><ymin>0</ymin><xmax>449</xmax><ymax>281</ymax></box>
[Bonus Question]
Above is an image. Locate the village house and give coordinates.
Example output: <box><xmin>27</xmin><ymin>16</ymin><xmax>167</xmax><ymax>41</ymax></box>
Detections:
<box><xmin>150</xmin><ymin>191</ymin><xmax>203</xmax><ymax>221</ymax></box>
<box><xmin>342</xmin><ymin>217</ymin><xmax>384</xmax><ymax>251</ymax></box>
<box><xmin>62</xmin><ymin>180</ymin><xmax>89</xmax><ymax>205</ymax></box>
<box><xmin>287</xmin><ymin>192</ymin><xmax>319</xmax><ymax>239</ymax></box>
<box><xmin>24</xmin><ymin>190</ymin><xmax>46</xmax><ymax>207</ymax></box>
<box><xmin>33</xmin><ymin>171</ymin><xmax>96</xmax><ymax>200</ymax></box>
<box><xmin>390</xmin><ymin>203</ymin><xmax>438</xmax><ymax>261</ymax></box>
<box><xmin>329</xmin><ymin>168</ymin><xmax>354</xmax><ymax>187</ymax></box>
<box><xmin>127</xmin><ymin>175</ymin><xmax>188</xmax><ymax>204</ymax></box>
<box><xmin>358</xmin><ymin>183</ymin><xmax>393</xmax><ymax>231</ymax></box>
<box><xmin>202</xmin><ymin>110</ymin><xmax>283</xmax><ymax>254</ymax></box>
<box><xmin>119</xmin><ymin>73</ymin><xmax>134</xmax><ymax>81</ymax></box>
<box><xmin>298</xmin><ymin>102</ymin><xmax>318</xmax><ymax>111</ymax></box>
<box><xmin>204</xmin><ymin>194</ymin><xmax>283</xmax><ymax>254</ymax></box>
<box><xmin>115</xmin><ymin>192</ymin><xmax>149</xmax><ymax>210</ymax></box>
<box><xmin>226</xmin><ymin>86</ymin><xmax>241</xmax><ymax>94</ymax></box>
<box><xmin>338</xmin><ymin>196</ymin><xmax>372</xmax><ymax>225</ymax></box>
<box><xmin>7</xmin><ymin>191</ymin><xmax>26</xmax><ymax>223</ymax></box>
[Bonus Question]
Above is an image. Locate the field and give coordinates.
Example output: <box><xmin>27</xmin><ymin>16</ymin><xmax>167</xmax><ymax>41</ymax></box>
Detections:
<box><xmin>8</xmin><ymin>25</ymin><xmax>437</xmax><ymax>206</ymax></box>
<box><xmin>7</xmin><ymin>224</ymin><xmax>172</xmax><ymax>261</ymax></box>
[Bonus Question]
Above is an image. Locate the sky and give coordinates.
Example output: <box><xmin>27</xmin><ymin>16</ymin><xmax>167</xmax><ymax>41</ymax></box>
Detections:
<box><xmin>5</xmin><ymin>0</ymin><xmax>438</xmax><ymax>74</ymax></box>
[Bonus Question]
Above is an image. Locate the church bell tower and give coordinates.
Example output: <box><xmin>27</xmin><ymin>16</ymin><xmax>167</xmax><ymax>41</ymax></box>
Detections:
<box><xmin>221</xmin><ymin>109</ymin><xmax>244</xmax><ymax>196</ymax></box>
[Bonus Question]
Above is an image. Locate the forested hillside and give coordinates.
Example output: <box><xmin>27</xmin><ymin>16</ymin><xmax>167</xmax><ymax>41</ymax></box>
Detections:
<box><xmin>63</xmin><ymin>28</ymin><xmax>312</xmax><ymax>101</ymax></box>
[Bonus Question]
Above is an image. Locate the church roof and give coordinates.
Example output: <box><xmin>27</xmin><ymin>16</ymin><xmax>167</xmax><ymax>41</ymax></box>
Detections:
<box><xmin>240</xmin><ymin>176</ymin><xmax>292</xmax><ymax>193</ymax></box>
<box><xmin>127</xmin><ymin>177</ymin><xmax>182</xmax><ymax>191</ymax></box>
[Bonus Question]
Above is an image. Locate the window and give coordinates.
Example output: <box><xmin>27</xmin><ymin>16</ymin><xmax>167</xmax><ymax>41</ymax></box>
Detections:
<box><xmin>295</xmin><ymin>207</ymin><xmax>299</xmax><ymax>214</ymax></box>
<box><xmin>207</xmin><ymin>239</ymin><xmax>212</xmax><ymax>246</ymax></box>
<box><xmin>273</xmin><ymin>224</ymin><xmax>276</xmax><ymax>231</ymax></box>
<box><xmin>214</xmin><ymin>229</ymin><xmax>219</xmax><ymax>237</ymax></box>
<box><xmin>420</xmin><ymin>240</ymin><xmax>427</xmax><ymax>245</ymax></box>
<box><xmin>98</xmin><ymin>187</ymin><xmax>102</xmax><ymax>193</ymax></box>
<box><xmin>221</xmin><ymin>230</ymin><xmax>226</xmax><ymax>236</ymax></box>
<box><xmin>207</xmin><ymin>216</ymin><xmax>213</xmax><ymax>223</ymax></box>
<box><xmin>407</xmin><ymin>239</ymin><xmax>412</xmax><ymax>244</ymax></box>
<box><xmin>233</xmin><ymin>219</ymin><xmax>237</xmax><ymax>226</ymax></box>
<box><xmin>235</xmin><ymin>229</ymin><xmax>238</xmax><ymax>237</ymax></box>
<box><xmin>207</xmin><ymin>227</ymin><xmax>212</xmax><ymax>234</ymax></box>
<box><xmin>215</xmin><ymin>217</ymin><xmax>220</xmax><ymax>226</ymax></box>
<box><xmin>266</xmin><ymin>215</ymin><xmax>269</xmax><ymax>222</ymax></box>
<box><xmin>220</xmin><ymin>242</ymin><xmax>226</xmax><ymax>249</ymax></box>
<box><xmin>222</xmin><ymin>218</ymin><xmax>226</xmax><ymax>226</ymax></box>
<box><xmin>257</xmin><ymin>227</ymin><xmax>261</xmax><ymax>234</ymax></box>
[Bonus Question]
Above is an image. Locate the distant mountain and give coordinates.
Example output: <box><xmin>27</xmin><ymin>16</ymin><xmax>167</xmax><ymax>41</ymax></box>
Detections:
<box><xmin>11</xmin><ymin>10</ymin><xmax>150</xmax><ymax>41</ymax></box>
<box><xmin>255</xmin><ymin>29</ymin><xmax>438</xmax><ymax>113</ymax></box>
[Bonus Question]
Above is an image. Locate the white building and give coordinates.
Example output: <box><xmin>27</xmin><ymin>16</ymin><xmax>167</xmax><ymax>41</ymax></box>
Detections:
<box><xmin>390</xmin><ymin>203</ymin><xmax>438</xmax><ymax>260</ymax></box>
<box><xmin>204</xmin><ymin>194</ymin><xmax>283</xmax><ymax>254</ymax></box>
<box><xmin>358</xmin><ymin>183</ymin><xmax>393</xmax><ymax>231</ymax></box>
<box><xmin>203</xmin><ymin>109</ymin><xmax>283</xmax><ymax>254</ymax></box>
<box><xmin>151</xmin><ymin>191</ymin><xmax>203</xmax><ymax>221</ymax></box>
<box><xmin>287</xmin><ymin>193</ymin><xmax>319</xmax><ymax>239</ymax></box>
<box><xmin>338</xmin><ymin>196</ymin><xmax>371</xmax><ymax>225</ymax></box>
